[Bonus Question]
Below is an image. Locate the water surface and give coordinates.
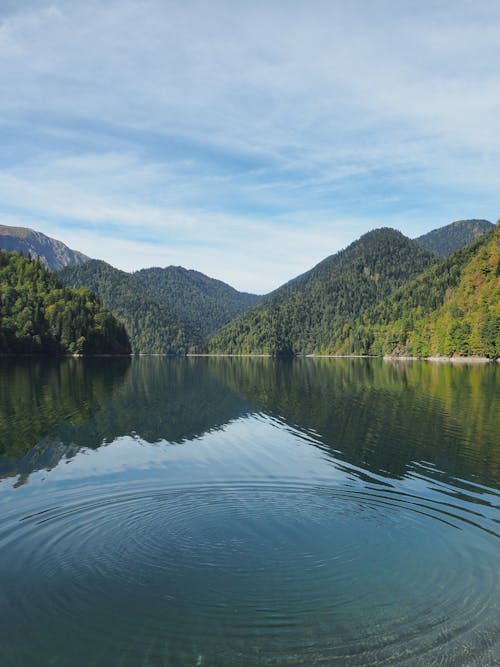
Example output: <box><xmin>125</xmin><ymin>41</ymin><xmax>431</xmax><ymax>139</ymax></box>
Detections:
<box><xmin>0</xmin><ymin>357</ymin><xmax>498</xmax><ymax>665</ymax></box>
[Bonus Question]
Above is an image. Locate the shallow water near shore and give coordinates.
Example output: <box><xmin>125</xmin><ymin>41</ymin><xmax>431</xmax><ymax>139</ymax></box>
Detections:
<box><xmin>0</xmin><ymin>357</ymin><xmax>499</xmax><ymax>666</ymax></box>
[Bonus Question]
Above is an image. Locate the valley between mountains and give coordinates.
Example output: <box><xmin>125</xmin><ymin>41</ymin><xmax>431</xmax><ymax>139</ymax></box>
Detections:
<box><xmin>0</xmin><ymin>219</ymin><xmax>498</xmax><ymax>359</ymax></box>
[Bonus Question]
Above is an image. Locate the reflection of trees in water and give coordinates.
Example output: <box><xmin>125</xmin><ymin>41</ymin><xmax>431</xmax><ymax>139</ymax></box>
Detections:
<box><xmin>0</xmin><ymin>357</ymin><xmax>253</xmax><ymax>484</ymax></box>
<box><xmin>208</xmin><ymin>357</ymin><xmax>500</xmax><ymax>488</ymax></box>
<box><xmin>0</xmin><ymin>357</ymin><xmax>498</xmax><ymax>490</ymax></box>
<box><xmin>68</xmin><ymin>356</ymin><xmax>253</xmax><ymax>447</ymax></box>
<box><xmin>0</xmin><ymin>357</ymin><xmax>131</xmax><ymax>457</ymax></box>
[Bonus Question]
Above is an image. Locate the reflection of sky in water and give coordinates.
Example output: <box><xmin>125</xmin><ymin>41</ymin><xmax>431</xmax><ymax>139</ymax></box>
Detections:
<box><xmin>0</xmin><ymin>415</ymin><xmax>347</xmax><ymax>493</ymax></box>
<box><xmin>3</xmin><ymin>412</ymin><xmax>498</xmax><ymax>537</ymax></box>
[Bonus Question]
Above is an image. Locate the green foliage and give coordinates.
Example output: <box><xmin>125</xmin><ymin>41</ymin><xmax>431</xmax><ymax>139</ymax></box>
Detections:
<box><xmin>209</xmin><ymin>229</ymin><xmax>436</xmax><ymax>355</ymax></box>
<box><xmin>134</xmin><ymin>266</ymin><xmax>260</xmax><ymax>338</ymax></box>
<box><xmin>0</xmin><ymin>250</ymin><xmax>130</xmax><ymax>355</ymax></box>
<box><xmin>337</xmin><ymin>227</ymin><xmax>499</xmax><ymax>358</ymax></box>
<box><xmin>59</xmin><ymin>260</ymin><xmax>203</xmax><ymax>354</ymax></box>
<box><xmin>414</xmin><ymin>219</ymin><xmax>493</xmax><ymax>257</ymax></box>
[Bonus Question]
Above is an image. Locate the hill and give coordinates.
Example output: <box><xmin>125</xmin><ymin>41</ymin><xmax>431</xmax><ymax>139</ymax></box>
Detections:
<box><xmin>0</xmin><ymin>250</ymin><xmax>130</xmax><ymax>355</ymax></box>
<box><xmin>133</xmin><ymin>266</ymin><xmax>260</xmax><ymax>338</ymax></box>
<box><xmin>414</xmin><ymin>219</ymin><xmax>494</xmax><ymax>257</ymax></box>
<box><xmin>208</xmin><ymin>228</ymin><xmax>436</xmax><ymax>355</ymax></box>
<box><xmin>0</xmin><ymin>224</ymin><xmax>89</xmax><ymax>270</ymax></box>
<box><xmin>58</xmin><ymin>260</ymin><xmax>203</xmax><ymax>354</ymax></box>
<box><xmin>334</xmin><ymin>226</ymin><xmax>499</xmax><ymax>358</ymax></box>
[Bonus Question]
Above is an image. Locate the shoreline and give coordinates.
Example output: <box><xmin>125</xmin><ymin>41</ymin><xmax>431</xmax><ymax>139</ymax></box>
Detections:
<box><xmin>383</xmin><ymin>354</ymin><xmax>496</xmax><ymax>364</ymax></box>
<box><xmin>0</xmin><ymin>352</ymin><xmax>497</xmax><ymax>363</ymax></box>
<box><xmin>188</xmin><ymin>353</ymin><xmax>498</xmax><ymax>363</ymax></box>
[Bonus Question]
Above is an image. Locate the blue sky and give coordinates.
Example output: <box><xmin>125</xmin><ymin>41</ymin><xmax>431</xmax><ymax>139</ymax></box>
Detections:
<box><xmin>0</xmin><ymin>1</ymin><xmax>499</xmax><ymax>292</ymax></box>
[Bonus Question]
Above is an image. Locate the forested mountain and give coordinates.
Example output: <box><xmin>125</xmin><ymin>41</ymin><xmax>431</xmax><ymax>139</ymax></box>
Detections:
<box><xmin>334</xmin><ymin>226</ymin><xmax>499</xmax><ymax>358</ymax></box>
<box><xmin>414</xmin><ymin>219</ymin><xmax>493</xmax><ymax>257</ymax></box>
<box><xmin>0</xmin><ymin>224</ymin><xmax>89</xmax><ymax>270</ymax></box>
<box><xmin>58</xmin><ymin>260</ymin><xmax>203</xmax><ymax>354</ymax></box>
<box><xmin>0</xmin><ymin>251</ymin><xmax>130</xmax><ymax>355</ymax></box>
<box><xmin>134</xmin><ymin>266</ymin><xmax>260</xmax><ymax>337</ymax></box>
<box><xmin>208</xmin><ymin>228</ymin><xmax>436</xmax><ymax>355</ymax></box>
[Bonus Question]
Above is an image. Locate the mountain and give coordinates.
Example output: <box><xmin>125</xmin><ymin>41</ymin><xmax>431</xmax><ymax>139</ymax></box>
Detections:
<box><xmin>58</xmin><ymin>260</ymin><xmax>203</xmax><ymax>354</ymax></box>
<box><xmin>0</xmin><ymin>250</ymin><xmax>130</xmax><ymax>355</ymax></box>
<box><xmin>414</xmin><ymin>219</ymin><xmax>494</xmax><ymax>257</ymax></box>
<box><xmin>133</xmin><ymin>266</ymin><xmax>261</xmax><ymax>338</ymax></box>
<box><xmin>0</xmin><ymin>224</ymin><xmax>89</xmax><ymax>270</ymax></box>
<box><xmin>208</xmin><ymin>228</ymin><xmax>437</xmax><ymax>355</ymax></box>
<box><xmin>334</xmin><ymin>226</ymin><xmax>498</xmax><ymax>358</ymax></box>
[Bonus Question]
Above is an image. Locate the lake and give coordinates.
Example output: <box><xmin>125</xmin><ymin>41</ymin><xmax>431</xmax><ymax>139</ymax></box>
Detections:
<box><xmin>0</xmin><ymin>357</ymin><xmax>498</xmax><ymax>666</ymax></box>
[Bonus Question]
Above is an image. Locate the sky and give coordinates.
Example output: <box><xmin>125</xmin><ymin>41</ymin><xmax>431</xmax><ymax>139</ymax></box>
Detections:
<box><xmin>0</xmin><ymin>1</ymin><xmax>499</xmax><ymax>293</ymax></box>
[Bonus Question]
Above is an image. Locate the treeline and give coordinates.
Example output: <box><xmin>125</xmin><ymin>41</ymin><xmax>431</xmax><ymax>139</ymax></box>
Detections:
<box><xmin>0</xmin><ymin>251</ymin><xmax>130</xmax><ymax>355</ymax></box>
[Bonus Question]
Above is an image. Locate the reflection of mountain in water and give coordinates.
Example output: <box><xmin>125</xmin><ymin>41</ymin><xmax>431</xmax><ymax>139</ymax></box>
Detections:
<box><xmin>209</xmin><ymin>357</ymin><xmax>500</xmax><ymax>489</ymax></box>
<box><xmin>0</xmin><ymin>357</ymin><xmax>253</xmax><ymax>484</ymax></box>
<box><xmin>1</xmin><ymin>357</ymin><xmax>498</xmax><ymax>491</ymax></box>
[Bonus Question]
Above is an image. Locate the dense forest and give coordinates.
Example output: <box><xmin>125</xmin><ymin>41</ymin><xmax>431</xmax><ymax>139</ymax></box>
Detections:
<box><xmin>208</xmin><ymin>229</ymin><xmax>436</xmax><ymax>355</ymax></box>
<box><xmin>0</xmin><ymin>250</ymin><xmax>130</xmax><ymax>355</ymax></box>
<box><xmin>134</xmin><ymin>266</ymin><xmax>260</xmax><ymax>338</ymax></box>
<box><xmin>58</xmin><ymin>260</ymin><xmax>203</xmax><ymax>354</ymax></box>
<box><xmin>2</xmin><ymin>219</ymin><xmax>498</xmax><ymax>359</ymax></box>
<box><xmin>414</xmin><ymin>219</ymin><xmax>493</xmax><ymax>257</ymax></box>
<box><xmin>333</xmin><ymin>226</ymin><xmax>499</xmax><ymax>358</ymax></box>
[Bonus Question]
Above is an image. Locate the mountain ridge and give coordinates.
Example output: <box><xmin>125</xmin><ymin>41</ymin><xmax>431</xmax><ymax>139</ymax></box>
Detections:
<box><xmin>208</xmin><ymin>228</ymin><xmax>437</xmax><ymax>355</ymax></box>
<box><xmin>0</xmin><ymin>224</ymin><xmax>89</xmax><ymax>270</ymax></box>
<box><xmin>332</xmin><ymin>225</ymin><xmax>499</xmax><ymax>358</ymax></box>
<box><xmin>414</xmin><ymin>219</ymin><xmax>494</xmax><ymax>257</ymax></box>
<box><xmin>4</xmin><ymin>218</ymin><xmax>498</xmax><ymax>358</ymax></box>
<box><xmin>134</xmin><ymin>265</ymin><xmax>261</xmax><ymax>338</ymax></box>
<box><xmin>58</xmin><ymin>259</ymin><xmax>203</xmax><ymax>354</ymax></box>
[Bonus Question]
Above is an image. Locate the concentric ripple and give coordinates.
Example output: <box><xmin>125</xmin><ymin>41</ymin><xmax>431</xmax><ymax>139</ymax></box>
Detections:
<box><xmin>1</xmin><ymin>480</ymin><xmax>499</xmax><ymax>666</ymax></box>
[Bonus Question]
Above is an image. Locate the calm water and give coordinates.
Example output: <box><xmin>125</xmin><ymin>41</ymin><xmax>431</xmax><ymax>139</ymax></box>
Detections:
<box><xmin>0</xmin><ymin>357</ymin><xmax>498</xmax><ymax>666</ymax></box>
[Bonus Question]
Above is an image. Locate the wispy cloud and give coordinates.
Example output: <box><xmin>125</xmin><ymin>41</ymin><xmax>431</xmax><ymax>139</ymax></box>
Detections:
<box><xmin>0</xmin><ymin>1</ymin><xmax>499</xmax><ymax>290</ymax></box>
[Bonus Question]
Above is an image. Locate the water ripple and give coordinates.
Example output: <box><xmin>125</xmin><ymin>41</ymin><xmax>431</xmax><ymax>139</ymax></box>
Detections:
<box><xmin>1</xmin><ymin>479</ymin><xmax>498</xmax><ymax>666</ymax></box>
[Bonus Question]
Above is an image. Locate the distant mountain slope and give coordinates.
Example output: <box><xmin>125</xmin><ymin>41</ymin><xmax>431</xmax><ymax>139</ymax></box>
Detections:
<box><xmin>209</xmin><ymin>228</ymin><xmax>436</xmax><ymax>355</ymax></box>
<box><xmin>59</xmin><ymin>260</ymin><xmax>202</xmax><ymax>354</ymax></box>
<box><xmin>334</xmin><ymin>226</ymin><xmax>498</xmax><ymax>358</ymax></box>
<box><xmin>134</xmin><ymin>266</ymin><xmax>261</xmax><ymax>338</ymax></box>
<box><xmin>0</xmin><ymin>251</ymin><xmax>130</xmax><ymax>355</ymax></box>
<box><xmin>414</xmin><ymin>219</ymin><xmax>494</xmax><ymax>257</ymax></box>
<box><xmin>0</xmin><ymin>224</ymin><xmax>89</xmax><ymax>270</ymax></box>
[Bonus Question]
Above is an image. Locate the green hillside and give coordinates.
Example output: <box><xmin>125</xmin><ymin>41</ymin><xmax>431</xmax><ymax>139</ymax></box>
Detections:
<box><xmin>209</xmin><ymin>228</ymin><xmax>436</xmax><ymax>355</ymax></box>
<box><xmin>335</xmin><ymin>226</ymin><xmax>499</xmax><ymax>358</ymax></box>
<box><xmin>134</xmin><ymin>266</ymin><xmax>260</xmax><ymax>338</ymax></box>
<box><xmin>58</xmin><ymin>260</ymin><xmax>202</xmax><ymax>354</ymax></box>
<box><xmin>414</xmin><ymin>219</ymin><xmax>493</xmax><ymax>257</ymax></box>
<box><xmin>0</xmin><ymin>251</ymin><xmax>130</xmax><ymax>355</ymax></box>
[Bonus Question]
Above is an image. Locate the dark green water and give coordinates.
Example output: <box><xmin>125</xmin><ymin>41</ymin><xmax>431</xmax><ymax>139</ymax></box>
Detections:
<box><xmin>0</xmin><ymin>357</ymin><xmax>498</xmax><ymax>666</ymax></box>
